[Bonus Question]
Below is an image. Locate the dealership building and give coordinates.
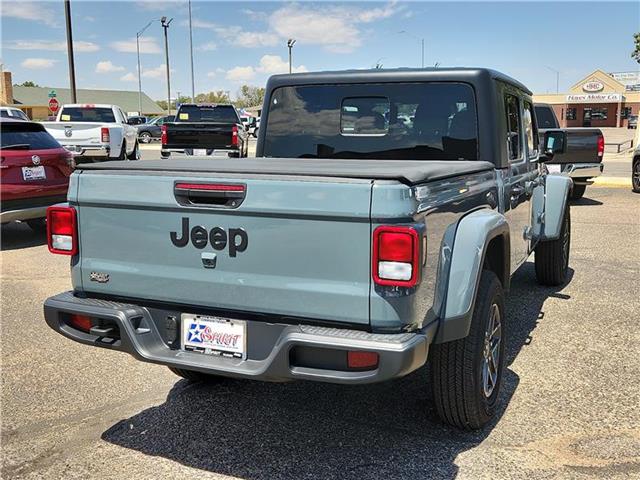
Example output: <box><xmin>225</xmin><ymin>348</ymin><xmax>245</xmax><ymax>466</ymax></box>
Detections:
<box><xmin>533</xmin><ymin>69</ymin><xmax>640</xmax><ymax>128</ymax></box>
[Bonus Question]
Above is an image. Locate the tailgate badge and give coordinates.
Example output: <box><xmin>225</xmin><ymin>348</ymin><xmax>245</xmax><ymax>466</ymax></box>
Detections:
<box><xmin>64</xmin><ymin>126</ymin><xmax>73</xmax><ymax>137</ymax></box>
<box><xmin>31</xmin><ymin>155</ymin><xmax>41</xmax><ymax>165</ymax></box>
<box><xmin>89</xmin><ymin>271</ymin><xmax>110</xmax><ymax>283</ymax></box>
<box><xmin>201</xmin><ymin>252</ymin><xmax>217</xmax><ymax>269</ymax></box>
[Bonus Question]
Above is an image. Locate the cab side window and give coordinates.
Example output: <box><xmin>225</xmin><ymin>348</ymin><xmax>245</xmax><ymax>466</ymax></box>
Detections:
<box><xmin>523</xmin><ymin>101</ymin><xmax>538</xmax><ymax>158</ymax></box>
<box><xmin>505</xmin><ymin>94</ymin><xmax>522</xmax><ymax>161</ymax></box>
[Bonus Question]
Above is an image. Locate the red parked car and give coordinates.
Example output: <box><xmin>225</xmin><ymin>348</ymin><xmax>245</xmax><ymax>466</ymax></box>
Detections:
<box><xmin>1</xmin><ymin>119</ymin><xmax>74</xmax><ymax>231</ymax></box>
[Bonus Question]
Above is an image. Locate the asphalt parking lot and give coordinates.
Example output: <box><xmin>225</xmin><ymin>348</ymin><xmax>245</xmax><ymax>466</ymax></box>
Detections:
<box><xmin>1</xmin><ymin>185</ymin><xmax>638</xmax><ymax>479</ymax></box>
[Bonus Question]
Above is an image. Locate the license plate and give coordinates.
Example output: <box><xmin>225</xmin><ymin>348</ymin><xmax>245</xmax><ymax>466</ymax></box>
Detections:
<box><xmin>181</xmin><ymin>315</ymin><xmax>246</xmax><ymax>358</ymax></box>
<box><xmin>22</xmin><ymin>166</ymin><xmax>46</xmax><ymax>181</ymax></box>
<box><xmin>193</xmin><ymin>149</ymin><xmax>208</xmax><ymax>156</ymax></box>
<box><xmin>547</xmin><ymin>164</ymin><xmax>562</xmax><ymax>174</ymax></box>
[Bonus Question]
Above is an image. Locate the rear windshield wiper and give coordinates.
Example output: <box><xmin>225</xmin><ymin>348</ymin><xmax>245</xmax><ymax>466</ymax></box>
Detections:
<box><xmin>0</xmin><ymin>144</ymin><xmax>30</xmax><ymax>150</ymax></box>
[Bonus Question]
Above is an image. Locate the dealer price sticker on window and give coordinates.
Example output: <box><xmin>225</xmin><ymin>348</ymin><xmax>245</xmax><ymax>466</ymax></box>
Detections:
<box><xmin>181</xmin><ymin>315</ymin><xmax>246</xmax><ymax>359</ymax></box>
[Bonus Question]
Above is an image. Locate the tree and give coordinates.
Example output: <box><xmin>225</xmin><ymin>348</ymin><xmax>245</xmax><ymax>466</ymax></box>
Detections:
<box><xmin>235</xmin><ymin>85</ymin><xmax>265</xmax><ymax>109</ymax></box>
<box><xmin>14</xmin><ymin>81</ymin><xmax>40</xmax><ymax>87</ymax></box>
<box><xmin>633</xmin><ymin>32</ymin><xmax>640</xmax><ymax>63</ymax></box>
<box><xmin>194</xmin><ymin>90</ymin><xmax>230</xmax><ymax>104</ymax></box>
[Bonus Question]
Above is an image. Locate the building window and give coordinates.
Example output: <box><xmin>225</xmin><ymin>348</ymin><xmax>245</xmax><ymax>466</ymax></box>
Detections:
<box><xmin>566</xmin><ymin>108</ymin><xmax>577</xmax><ymax>121</ymax></box>
<box><xmin>622</xmin><ymin>107</ymin><xmax>632</xmax><ymax>119</ymax></box>
<box><xmin>591</xmin><ymin>108</ymin><xmax>608</xmax><ymax>120</ymax></box>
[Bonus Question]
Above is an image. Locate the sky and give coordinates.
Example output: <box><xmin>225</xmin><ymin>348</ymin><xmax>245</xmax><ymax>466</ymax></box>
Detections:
<box><xmin>1</xmin><ymin>0</ymin><xmax>639</xmax><ymax>101</ymax></box>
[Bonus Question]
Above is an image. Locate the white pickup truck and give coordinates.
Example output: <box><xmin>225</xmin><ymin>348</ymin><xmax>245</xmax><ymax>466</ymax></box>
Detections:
<box><xmin>42</xmin><ymin>104</ymin><xmax>139</xmax><ymax>162</ymax></box>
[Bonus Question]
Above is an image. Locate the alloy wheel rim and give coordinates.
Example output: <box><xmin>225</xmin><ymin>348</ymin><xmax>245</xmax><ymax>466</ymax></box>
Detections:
<box><xmin>634</xmin><ymin>162</ymin><xmax>640</xmax><ymax>189</ymax></box>
<box><xmin>482</xmin><ymin>303</ymin><xmax>501</xmax><ymax>398</ymax></box>
<box><xmin>562</xmin><ymin>215</ymin><xmax>570</xmax><ymax>269</ymax></box>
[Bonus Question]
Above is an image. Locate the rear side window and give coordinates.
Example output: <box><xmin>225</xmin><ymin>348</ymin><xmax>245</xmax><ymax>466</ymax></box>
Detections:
<box><xmin>0</xmin><ymin>123</ymin><xmax>61</xmax><ymax>150</ymax></box>
<box><xmin>263</xmin><ymin>83</ymin><xmax>478</xmax><ymax>160</ymax></box>
<box><xmin>60</xmin><ymin>107</ymin><xmax>116</xmax><ymax>122</ymax></box>
<box><xmin>1</xmin><ymin>109</ymin><xmax>29</xmax><ymax>120</ymax></box>
<box><xmin>505</xmin><ymin>94</ymin><xmax>522</xmax><ymax>161</ymax></box>
<box><xmin>523</xmin><ymin>102</ymin><xmax>539</xmax><ymax>157</ymax></box>
<box><xmin>533</xmin><ymin>106</ymin><xmax>558</xmax><ymax>129</ymax></box>
<box><xmin>177</xmin><ymin>105</ymin><xmax>239</xmax><ymax>123</ymax></box>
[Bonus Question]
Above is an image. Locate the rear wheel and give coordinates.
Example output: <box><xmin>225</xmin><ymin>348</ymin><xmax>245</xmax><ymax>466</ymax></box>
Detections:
<box><xmin>26</xmin><ymin>218</ymin><xmax>47</xmax><ymax>233</ymax></box>
<box><xmin>430</xmin><ymin>270</ymin><xmax>506</xmax><ymax>430</ymax></box>
<box><xmin>116</xmin><ymin>142</ymin><xmax>126</xmax><ymax>160</ymax></box>
<box><xmin>252</xmin><ymin>127</ymin><xmax>259</xmax><ymax>138</ymax></box>
<box><xmin>139</xmin><ymin>132</ymin><xmax>152</xmax><ymax>143</ymax></box>
<box><xmin>570</xmin><ymin>183</ymin><xmax>586</xmax><ymax>200</ymax></box>
<box><xmin>127</xmin><ymin>141</ymin><xmax>139</xmax><ymax>160</ymax></box>
<box><xmin>633</xmin><ymin>158</ymin><xmax>640</xmax><ymax>193</ymax></box>
<box><xmin>168</xmin><ymin>367</ymin><xmax>224</xmax><ymax>383</ymax></box>
<box><xmin>535</xmin><ymin>204</ymin><xmax>570</xmax><ymax>286</ymax></box>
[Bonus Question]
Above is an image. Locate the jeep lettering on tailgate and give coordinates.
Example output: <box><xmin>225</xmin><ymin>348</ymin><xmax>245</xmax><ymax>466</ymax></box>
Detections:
<box><xmin>170</xmin><ymin>217</ymin><xmax>248</xmax><ymax>257</ymax></box>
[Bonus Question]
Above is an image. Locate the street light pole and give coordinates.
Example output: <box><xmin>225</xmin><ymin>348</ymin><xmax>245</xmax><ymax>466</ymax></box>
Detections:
<box><xmin>161</xmin><ymin>17</ymin><xmax>173</xmax><ymax>115</ymax></box>
<box><xmin>188</xmin><ymin>0</ymin><xmax>195</xmax><ymax>102</ymax></box>
<box><xmin>546</xmin><ymin>66</ymin><xmax>560</xmax><ymax>94</ymax></box>
<box><xmin>287</xmin><ymin>38</ymin><xmax>296</xmax><ymax>74</ymax></box>
<box><xmin>399</xmin><ymin>31</ymin><xmax>425</xmax><ymax>69</ymax></box>
<box><xmin>421</xmin><ymin>38</ymin><xmax>425</xmax><ymax>69</ymax></box>
<box><xmin>64</xmin><ymin>0</ymin><xmax>77</xmax><ymax>103</ymax></box>
<box><xmin>136</xmin><ymin>20</ymin><xmax>155</xmax><ymax>115</ymax></box>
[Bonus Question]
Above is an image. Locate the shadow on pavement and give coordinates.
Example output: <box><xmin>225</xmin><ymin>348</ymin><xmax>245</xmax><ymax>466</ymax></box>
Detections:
<box><xmin>570</xmin><ymin>197</ymin><xmax>603</xmax><ymax>206</ymax></box>
<box><xmin>102</xmin><ymin>262</ymin><xmax>573</xmax><ymax>479</ymax></box>
<box><xmin>1</xmin><ymin>222</ymin><xmax>46</xmax><ymax>251</ymax></box>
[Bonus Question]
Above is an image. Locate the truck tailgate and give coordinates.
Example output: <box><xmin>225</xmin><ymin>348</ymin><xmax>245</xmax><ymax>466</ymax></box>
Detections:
<box><xmin>165</xmin><ymin>122</ymin><xmax>234</xmax><ymax>149</ymax></box>
<box><xmin>74</xmin><ymin>171</ymin><xmax>373</xmax><ymax>325</ymax></box>
<box><xmin>42</xmin><ymin>122</ymin><xmax>103</xmax><ymax>144</ymax></box>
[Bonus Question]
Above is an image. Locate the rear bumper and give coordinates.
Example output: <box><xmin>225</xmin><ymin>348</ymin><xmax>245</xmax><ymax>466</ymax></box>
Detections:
<box><xmin>161</xmin><ymin>148</ymin><xmax>240</xmax><ymax>158</ymax></box>
<box><xmin>61</xmin><ymin>144</ymin><xmax>110</xmax><ymax>158</ymax></box>
<box><xmin>559</xmin><ymin>162</ymin><xmax>604</xmax><ymax>182</ymax></box>
<box><xmin>0</xmin><ymin>194</ymin><xmax>67</xmax><ymax>223</ymax></box>
<box><xmin>44</xmin><ymin>292</ymin><xmax>434</xmax><ymax>384</ymax></box>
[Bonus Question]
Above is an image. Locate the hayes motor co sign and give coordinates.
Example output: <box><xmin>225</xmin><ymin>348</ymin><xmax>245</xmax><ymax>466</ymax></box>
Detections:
<box><xmin>567</xmin><ymin>93</ymin><xmax>623</xmax><ymax>103</ymax></box>
<box><xmin>582</xmin><ymin>80</ymin><xmax>605</xmax><ymax>92</ymax></box>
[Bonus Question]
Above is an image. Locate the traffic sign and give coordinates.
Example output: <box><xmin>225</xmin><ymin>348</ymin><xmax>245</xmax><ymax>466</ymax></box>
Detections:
<box><xmin>48</xmin><ymin>89</ymin><xmax>57</xmax><ymax>98</ymax></box>
<box><xmin>48</xmin><ymin>98</ymin><xmax>60</xmax><ymax>114</ymax></box>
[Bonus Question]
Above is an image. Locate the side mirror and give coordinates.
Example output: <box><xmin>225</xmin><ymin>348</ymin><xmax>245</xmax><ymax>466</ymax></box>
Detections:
<box><xmin>540</xmin><ymin>130</ymin><xmax>567</xmax><ymax>160</ymax></box>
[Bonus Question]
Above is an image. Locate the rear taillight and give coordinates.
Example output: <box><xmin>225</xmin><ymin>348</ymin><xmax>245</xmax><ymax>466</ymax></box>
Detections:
<box><xmin>161</xmin><ymin>124</ymin><xmax>167</xmax><ymax>145</ymax></box>
<box><xmin>372</xmin><ymin>226</ymin><xmax>420</xmax><ymax>287</ymax></box>
<box><xmin>101</xmin><ymin>127</ymin><xmax>110</xmax><ymax>143</ymax></box>
<box><xmin>68</xmin><ymin>314</ymin><xmax>92</xmax><ymax>332</ymax></box>
<box><xmin>232</xmin><ymin>125</ymin><xmax>238</xmax><ymax>146</ymax></box>
<box><xmin>597</xmin><ymin>134</ymin><xmax>604</xmax><ymax>158</ymax></box>
<box><xmin>46</xmin><ymin>206</ymin><xmax>78</xmax><ymax>255</ymax></box>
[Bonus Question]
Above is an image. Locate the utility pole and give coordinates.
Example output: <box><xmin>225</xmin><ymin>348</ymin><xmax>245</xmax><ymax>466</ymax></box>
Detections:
<box><xmin>136</xmin><ymin>20</ymin><xmax>155</xmax><ymax>115</ymax></box>
<box><xmin>161</xmin><ymin>17</ymin><xmax>173</xmax><ymax>114</ymax></box>
<box><xmin>421</xmin><ymin>38</ymin><xmax>425</xmax><ymax>69</ymax></box>
<box><xmin>64</xmin><ymin>0</ymin><xmax>77</xmax><ymax>103</ymax></box>
<box><xmin>188</xmin><ymin>0</ymin><xmax>195</xmax><ymax>102</ymax></box>
<box><xmin>399</xmin><ymin>31</ymin><xmax>425</xmax><ymax>69</ymax></box>
<box><xmin>546</xmin><ymin>66</ymin><xmax>560</xmax><ymax>93</ymax></box>
<box><xmin>287</xmin><ymin>38</ymin><xmax>296</xmax><ymax>74</ymax></box>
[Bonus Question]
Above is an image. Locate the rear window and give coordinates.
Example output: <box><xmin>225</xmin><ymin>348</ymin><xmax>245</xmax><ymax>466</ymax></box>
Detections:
<box><xmin>263</xmin><ymin>83</ymin><xmax>478</xmax><ymax>160</ymax></box>
<box><xmin>176</xmin><ymin>105</ymin><xmax>239</xmax><ymax>123</ymax></box>
<box><xmin>534</xmin><ymin>106</ymin><xmax>558</xmax><ymax>129</ymax></box>
<box><xmin>59</xmin><ymin>107</ymin><xmax>116</xmax><ymax>122</ymax></box>
<box><xmin>0</xmin><ymin>123</ymin><xmax>61</xmax><ymax>150</ymax></box>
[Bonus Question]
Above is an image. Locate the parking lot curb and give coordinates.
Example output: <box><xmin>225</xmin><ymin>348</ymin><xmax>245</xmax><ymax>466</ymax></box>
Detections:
<box><xmin>592</xmin><ymin>177</ymin><xmax>632</xmax><ymax>188</ymax></box>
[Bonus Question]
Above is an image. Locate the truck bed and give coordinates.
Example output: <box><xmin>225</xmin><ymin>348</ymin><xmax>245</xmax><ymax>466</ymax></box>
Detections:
<box><xmin>79</xmin><ymin>158</ymin><xmax>495</xmax><ymax>186</ymax></box>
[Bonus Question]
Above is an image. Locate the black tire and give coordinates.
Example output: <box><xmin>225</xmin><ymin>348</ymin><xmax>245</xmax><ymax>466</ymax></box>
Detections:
<box><xmin>116</xmin><ymin>142</ymin><xmax>126</xmax><ymax>160</ymax></box>
<box><xmin>139</xmin><ymin>132</ymin><xmax>152</xmax><ymax>143</ymax></box>
<box><xmin>535</xmin><ymin>204</ymin><xmax>571</xmax><ymax>286</ymax></box>
<box><xmin>26</xmin><ymin>218</ymin><xmax>47</xmax><ymax>233</ymax></box>
<box><xmin>632</xmin><ymin>157</ymin><xmax>640</xmax><ymax>193</ymax></box>
<box><xmin>430</xmin><ymin>270</ymin><xmax>506</xmax><ymax>430</ymax></box>
<box><xmin>168</xmin><ymin>367</ymin><xmax>223</xmax><ymax>383</ymax></box>
<box><xmin>127</xmin><ymin>141</ymin><xmax>139</xmax><ymax>160</ymax></box>
<box><xmin>161</xmin><ymin>150</ymin><xmax>171</xmax><ymax>160</ymax></box>
<box><xmin>252</xmin><ymin>127</ymin><xmax>258</xmax><ymax>138</ymax></box>
<box><xmin>570</xmin><ymin>183</ymin><xmax>586</xmax><ymax>200</ymax></box>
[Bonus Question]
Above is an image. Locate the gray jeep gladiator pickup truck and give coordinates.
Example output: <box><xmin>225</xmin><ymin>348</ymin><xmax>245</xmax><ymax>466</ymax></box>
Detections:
<box><xmin>44</xmin><ymin>68</ymin><xmax>572</xmax><ymax>430</ymax></box>
<box><xmin>534</xmin><ymin>103</ymin><xmax>604</xmax><ymax>200</ymax></box>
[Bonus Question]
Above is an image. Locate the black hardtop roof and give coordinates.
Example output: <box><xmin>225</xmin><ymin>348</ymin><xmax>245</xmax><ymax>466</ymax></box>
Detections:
<box><xmin>266</xmin><ymin>67</ymin><xmax>532</xmax><ymax>95</ymax></box>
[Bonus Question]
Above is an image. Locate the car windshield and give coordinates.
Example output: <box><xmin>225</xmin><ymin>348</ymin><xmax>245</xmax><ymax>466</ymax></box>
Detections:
<box><xmin>534</xmin><ymin>106</ymin><xmax>558</xmax><ymax>129</ymax></box>
<box><xmin>59</xmin><ymin>107</ymin><xmax>116</xmax><ymax>122</ymax></box>
<box><xmin>262</xmin><ymin>83</ymin><xmax>478</xmax><ymax>160</ymax></box>
<box><xmin>176</xmin><ymin>105</ymin><xmax>239</xmax><ymax>123</ymax></box>
<box><xmin>0</xmin><ymin>123</ymin><xmax>61</xmax><ymax>149</ymax></box>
